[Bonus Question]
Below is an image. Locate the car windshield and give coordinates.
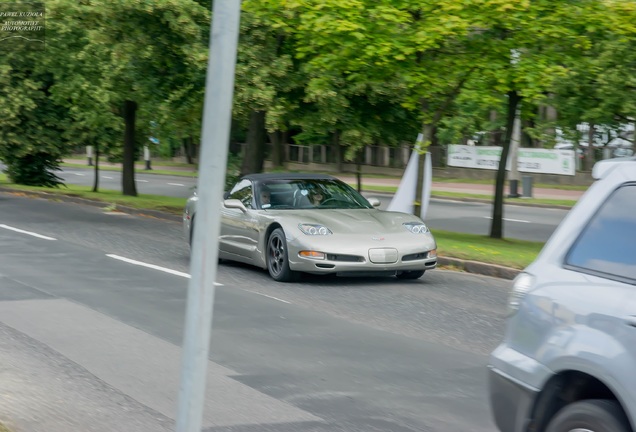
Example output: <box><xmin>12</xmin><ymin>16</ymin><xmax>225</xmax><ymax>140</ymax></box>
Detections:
<box><xmin>256</xmin><ymin>178</ymin><xmax>373</xmax><ymax>210</ymax></box>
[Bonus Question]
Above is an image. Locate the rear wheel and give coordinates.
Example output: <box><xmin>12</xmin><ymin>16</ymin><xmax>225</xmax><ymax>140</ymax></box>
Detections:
<box><xmin>546</xmin><ymin>400</ymin><xmax>630</xmax><ymax>432</ymax></box>
<box><xmin>396</xmin><ymin>270</ymin><xmax>425</xmax><ymax>280</ymax></box>
<box><xmin>267</xmin><ymin>228</ymin><xmax>299</xmax><ymax>282</ymax></box>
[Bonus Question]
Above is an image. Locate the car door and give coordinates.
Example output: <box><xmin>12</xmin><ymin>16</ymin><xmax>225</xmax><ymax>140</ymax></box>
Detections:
<box><xmin>220</xmin><ymin>179</ymin><xmax>260</xmax><ymax>262</ymax></box>
<box><xmin>560</xmin><ymin>182</ymin><xmax>636</xmax><ymax>424</ymax></box>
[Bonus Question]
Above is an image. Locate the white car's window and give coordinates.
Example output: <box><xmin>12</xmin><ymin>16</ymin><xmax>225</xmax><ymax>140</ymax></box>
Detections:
<box><xmin>565</xmin><ymin>183</ymin><xmax>636</xmax><ymax>284</ymax></box>
<box><xmin>257</xmin><ymin>179</ymin><xmax>372</xmax><ymax>210</ymax></box>
<box><xmin>228</xmin><ymin>179</ymin><xmax>254</xmax><ymax>209</ymax></box>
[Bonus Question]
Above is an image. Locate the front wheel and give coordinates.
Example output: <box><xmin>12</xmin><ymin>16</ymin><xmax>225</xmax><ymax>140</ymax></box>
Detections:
<box><xmin>396</xmin><ymin>270</ymin><xmax>425</xmax><ymax>280</ymax></box>
<box><xmin>546</xmin><ymin>400</ymin><xmax>630</xmax><ymax>432</ymax></box>
<box><xmin>267</xmin><ymin>228</ymin><xmax>299</xmax><ymax>282</ymax></box>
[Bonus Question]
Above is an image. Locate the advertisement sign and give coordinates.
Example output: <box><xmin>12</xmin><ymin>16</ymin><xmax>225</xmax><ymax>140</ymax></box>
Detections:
<box><xmin>447</xmin><ymin>145</ymin><xmax>575</xmax><ymax>176</ymax></box>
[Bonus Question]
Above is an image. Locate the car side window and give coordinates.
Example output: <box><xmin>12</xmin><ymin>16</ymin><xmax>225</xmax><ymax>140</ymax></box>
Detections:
<box><xmin>565</xmin><ymin>183</ymin><xmax>636</xmax><ymax>284</ymax></box>
<box><xmin>228</xmin><ymin>179</ymin><xmax>254</xmax><ymax>209</ymax></box>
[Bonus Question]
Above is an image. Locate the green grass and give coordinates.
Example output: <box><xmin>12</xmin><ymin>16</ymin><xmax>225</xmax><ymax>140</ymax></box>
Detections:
<box><xmin>355</xmin><ymin>184</ymin><xmax>577</xmax><ymax>208</ymax></box>
<box><xmin>431</xmin><ymin>176</ymin><xmax>590</xmax><ymax>191</ymax></box>
<box><xmin>429</xmin><ymin>190</ymin><xmax>577</xmax><ymax>207</ymax></box>
<box><xmin>434</xmin><ymin>230</ymin><xmax>544</xmax><ymax>269</ymax></box>
<box><xmin>61</xmin><ymin>163</ymin><xmax>198</xmax><ymax>178</ymax></box>
<box><xmin>0</xmin><ymin>177</ymin><xmax>187</xmax><ymax>215</ymax></box>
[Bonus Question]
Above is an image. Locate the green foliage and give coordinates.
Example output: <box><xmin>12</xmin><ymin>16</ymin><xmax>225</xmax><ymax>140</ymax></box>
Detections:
<box><xmin>3</xmin><ymin>153</ymin><xmax>64</xmax><ymax>187</ymax></box>
<box><xmin>224</xmin><ymin>152</ymin><xmax>242</xmax><ymax>190</ymax></box>
<box><xmin>0</xmin><ymin>38</ymin><xmax>69</xmax><ymax>186</ymax></box>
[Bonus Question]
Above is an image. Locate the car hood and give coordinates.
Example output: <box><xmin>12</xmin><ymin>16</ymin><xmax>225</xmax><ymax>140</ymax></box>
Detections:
<box><xmin>267</xmin><ymin>209</ymin><xmax>424</xmax><ymax>234</ymax></box>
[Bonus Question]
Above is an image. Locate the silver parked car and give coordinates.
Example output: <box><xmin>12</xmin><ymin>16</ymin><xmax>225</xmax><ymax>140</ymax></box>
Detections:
<box><xmin>489</xmin><ymin>157</ymin><xmax>636</xmax><ymax>432</ymax></box>
<box><xmin>183</xmin><ymin>173</ymin><xmax>437</xmax><ymax>282</ymax></box>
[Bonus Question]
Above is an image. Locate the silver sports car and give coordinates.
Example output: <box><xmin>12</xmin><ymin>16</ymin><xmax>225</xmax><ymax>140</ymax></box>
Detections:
<box><xmin>183</xmin><ymin>173</ymin><xmax>437</xmax><ymax>282</ymax></box>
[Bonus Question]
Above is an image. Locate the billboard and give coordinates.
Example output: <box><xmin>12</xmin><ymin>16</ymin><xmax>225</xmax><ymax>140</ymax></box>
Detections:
<box><xmin>447</xmin><ymin>145</ymin><xmax>575</xmax><ymax>176</ymax></box>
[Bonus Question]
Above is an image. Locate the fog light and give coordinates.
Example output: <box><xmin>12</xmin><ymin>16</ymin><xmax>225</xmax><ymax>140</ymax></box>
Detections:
<box><xmin>428</xmin><ymin>249</ymin><xmax>437</xmax><ymax>258</ymax></box>
<box><xmin>299</xmin><ymin>251</ymin><xmax>325</xmax><ymax>260</ymax></box>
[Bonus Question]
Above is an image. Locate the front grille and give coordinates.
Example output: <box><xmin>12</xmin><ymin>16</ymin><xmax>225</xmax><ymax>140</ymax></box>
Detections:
<box><xmin>402</xmin><ymin>251</ymin><xmax>429</xmax><ymax>262</ymax></box>
<box><xmin>326</xmin><ymin>254</ymin><xmax>364</xmax><ymax>262</ymax></box>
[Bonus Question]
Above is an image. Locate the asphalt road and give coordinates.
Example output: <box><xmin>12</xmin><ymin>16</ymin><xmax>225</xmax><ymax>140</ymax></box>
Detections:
<box><xmin>59</xmin><ymin>166</ymin><xmax>567</xmax><ymax>242</ymax></box>
<box><xmin>0</xmin><ymin>192</ymin><xmax>510</xmax><ymax>432</ymax></box>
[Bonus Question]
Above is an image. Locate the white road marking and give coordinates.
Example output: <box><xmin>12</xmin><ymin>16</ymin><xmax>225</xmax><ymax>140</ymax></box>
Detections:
<box><xmin>483</xmin><ymin>216</ymin><xmax>531</xmax><ymax>223</ymax></box>
<box><xmin>135</xmin><ymin>179</ymin><xmax>149</xmax><ymax>183</ymax></box>
<box><xmin>102</xmin><ymin>176</ymin><xmax>113</xmax><ymax>179</ymax></box>
<box><xmin>106</xmin><ymin>254</ymin><xmax>222</xmax><ymax>287</ymax></box>
<box><xmin>245</xmin><ymin>290</ymin><xmax>291</xmax><ymax>304</ymax></box>
<box><xmin>0</xmin><ymin>224</ymin><xmax>57</xmax><ymax>240</ymax></box>
<box><xmin>168</xmin><ymin>183</ymin><xmax>185</xmax><ymax>187</ymax></box>
<box><xmin>73</xmin><ymin>172</ymin><xmax>85</xmax><ymax>176</ymax></box>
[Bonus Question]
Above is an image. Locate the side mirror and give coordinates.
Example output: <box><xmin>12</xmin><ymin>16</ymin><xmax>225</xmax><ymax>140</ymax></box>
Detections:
<box><xmin>367</xmin><ymin>198</ymin><xmax>381</xmax><ymax>207</ymax></box>
<box><xmin>223</xmin><ymin>199</ymin><xmax>247</xmax><ymax>212</ymax></box>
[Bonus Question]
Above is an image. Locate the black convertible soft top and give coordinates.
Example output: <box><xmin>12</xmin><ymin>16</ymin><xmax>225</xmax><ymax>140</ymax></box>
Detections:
<box><xmin>241</xmin><ymin>172</ymin><xmax>338</xmax><ymax>182</ymax></box>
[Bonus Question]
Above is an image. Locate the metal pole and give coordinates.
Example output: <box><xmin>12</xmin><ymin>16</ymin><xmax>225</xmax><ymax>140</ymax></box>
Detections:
<box><xmin>175</xmin><ymin>1</ymin><xmax>242</xmax><ymax>431</ymax></box>
<box><xmin>507</xmin><ymin>108</ymin><xmax>522</xmax><ymax>198</ymax></box>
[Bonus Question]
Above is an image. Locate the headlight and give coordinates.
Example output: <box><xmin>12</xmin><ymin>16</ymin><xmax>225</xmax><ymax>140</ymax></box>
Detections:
<box><xmin>403</xmin><ymin>222</ymin><xmax>429</xmax><ymax>234</ymax></box>
<box><xmin>507</xmin><ymin>272</ymin><xmax>535</xmax><ymax>316</ymax></box>
<box><xmin>298</xmin><ymin>224</ymin><xmax>332</xmax><ymax>236</ymax></box>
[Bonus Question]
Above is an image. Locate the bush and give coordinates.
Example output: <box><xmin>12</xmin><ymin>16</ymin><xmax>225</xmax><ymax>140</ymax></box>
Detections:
<box><xmin>4</xmin><ymin>153</ymin><xmax>64</xmax><ymax>187</ymax></box>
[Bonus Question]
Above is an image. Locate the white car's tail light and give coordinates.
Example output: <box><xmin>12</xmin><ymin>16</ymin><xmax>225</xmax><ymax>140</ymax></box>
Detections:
<box><xmin>507</xmin><ymin>272</ymin><xmax>535</xmax><ymax>316</ymax></box>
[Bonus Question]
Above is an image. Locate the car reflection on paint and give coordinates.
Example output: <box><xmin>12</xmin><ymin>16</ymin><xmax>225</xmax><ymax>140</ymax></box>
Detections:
<box><xmin>183</xmin><ymin>173</ymin><xmax>437</xmax><ymax>282</ymax></box>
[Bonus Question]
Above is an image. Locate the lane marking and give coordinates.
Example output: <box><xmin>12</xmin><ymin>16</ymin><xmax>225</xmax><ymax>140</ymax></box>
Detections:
<box><xmin>483</xmin><ymin>216</ymin><xmax>530</xmax><ymax>223</ymax></box>
<box><xmin>245</xmin><ymin>290</ymin><xmax>291</xmax><ymax>304</ymax></box>
<box><xmin>102</xmin><ymin>176</ymin><xmax>113</xmax><ymax>179</ymax></box>
<box><xmin>0</xmin><ymin>224</ymin><xmax>57</xmax><ymax>240</ymax></box>
<box><xmin>168</xmin><ymin>183</ymin><xmax>185</xmax><ymax>187</ymax></box>
<box><xmin>105</xmin><ymin>254</ymin><xmax>222</xmax><ymax>286</ymax></box>
<box><xmin>135</xmin><ymin>179</ymin><xmax>149</xmax><ymax>183</ymax></box>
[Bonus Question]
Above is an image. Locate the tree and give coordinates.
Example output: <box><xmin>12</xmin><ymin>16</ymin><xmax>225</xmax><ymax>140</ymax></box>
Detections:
<box><xmin>76</xmin><ymin>0</ymin><xmax>210</xmax><ymax>195</ymax></box>
<box><xmin>455</xmin><ymin>0</ymin><xmax>615</xmax><ymax>238</ymax></box>
<box><xmin>0</xmin><ymin>33</ymin><xmax>68</xmax><ymax>186</ymax></box>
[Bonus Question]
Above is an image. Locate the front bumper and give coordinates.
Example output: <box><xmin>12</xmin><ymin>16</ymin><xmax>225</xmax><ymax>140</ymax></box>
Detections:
<box><xmin>287</xmin><ymin>236</ymin><xmax>437</xmax><ymax>275</ymax></box>
<box><xmin>489</xmin><ymin>366</ymin><xmax>538</xmax><ymax>432</ymax></box>
<box><xmin>489</xmin><ymin>344</ymin><xmax>552</xmax><ymax>432</ymax></box>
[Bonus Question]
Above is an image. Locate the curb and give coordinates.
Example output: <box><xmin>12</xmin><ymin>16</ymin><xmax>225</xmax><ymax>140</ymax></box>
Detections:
<box><xmin>0</xmin><ymin>186</ymin><xmax>522</xmax><ymax>280</ymax></box>
<box><xmin>437</xmin><ymin>257</ymin><xmax>520</xmax><ymax>280</ymax></box>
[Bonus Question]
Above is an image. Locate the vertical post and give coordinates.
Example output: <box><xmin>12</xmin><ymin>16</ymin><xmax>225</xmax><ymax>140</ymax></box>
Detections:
<box><xmin>507</xmin><ymin>108</ymin><xmax>522</xmax><ymax>198</ymax></box>
<box><xmin>144</xmin><ymin>145</ymin><xmax>152</xmax><ymax>170</ymax></box>
<box><xmin>87</xmin><ymin>145</ymin><xmax>93</xmax><ymax>166</ymax></box>
<box><xmin>175</xmin><ymin>1</ymin><xmax>242</xmax><ymax>431</ymax></box>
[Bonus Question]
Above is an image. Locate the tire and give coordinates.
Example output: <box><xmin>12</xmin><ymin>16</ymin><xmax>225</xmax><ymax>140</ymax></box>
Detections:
<box><xmin>396</xmin><ymin>270</ymin><xmax>425</xmax><ymax>280</ymax></box>
<box><xmin>266</xmin><ymin>228</ymin><xmax>299</xmax><ymax>282</ymax></box>
<box><xmin>546</xmin><ymin>400</ymin><xmax>631</xmax><ymax>432</ymax></box>
<box><xmin>189</xmin><ymin>216</ymin><xmax>195</xmax><ymax>247</ymax></box>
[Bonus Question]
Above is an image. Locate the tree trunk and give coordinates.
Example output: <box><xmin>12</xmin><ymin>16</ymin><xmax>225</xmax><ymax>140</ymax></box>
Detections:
<box><xmin>355</xmin><ymin>149</ymin><xmax>363</xmax><ymax>192</ymax></box>
<box><xmin>122</xmin><ymin>100</ymin><xmax>137</xmax><ymax>197</ymax></box>
<box><xmin>585</xmin><ymin>124</ymin><xmax>595</xmax><ymax>171</ymax></box>
<box><xmin>490</xmin><ymin>90</ymin><xmax>521</xmax><ymax>239</ymax></box>
<box><xmin>490</xmin><ymin>110</ymin><xmax>502</xmax><ymax>147</ymax></box>
<box><xmin>240</xmin><ymin>110</ymin><xmax>266</xmax><ymax>176</ymax></box>
<box><xmin>92</xmin><ymin>141</ymin><xmax>99</xmax><ymax>192</ymax></box>
<box><xmin>269</xmin><ymin>130</ymin><xmax>284</xmax><ymax>168</ymax></box>
<box><xmin>332</xmin><ymin>130</ymin><xmax>342</xmax><ymax>172</ymax></box>
<box><xmin>414</xmin><ymin>123</ymin><xmax>434</xmax><ymax>217</ymax></box>
<box><xmin>185</xmin><ymin>135</ymin><xmax>194</xmax><ymax>165</ymax></box>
